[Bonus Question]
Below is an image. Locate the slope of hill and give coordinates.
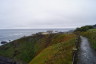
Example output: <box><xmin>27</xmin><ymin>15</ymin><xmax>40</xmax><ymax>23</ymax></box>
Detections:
<box><xmin>0</xmin><ymin>33</ymin><xmax>76</xmax><ymax>64</ymax></box>
<box><xmin>29</xmin><ymin>34</ymin><xmax>76</xmax><ymax>64</ymax></box>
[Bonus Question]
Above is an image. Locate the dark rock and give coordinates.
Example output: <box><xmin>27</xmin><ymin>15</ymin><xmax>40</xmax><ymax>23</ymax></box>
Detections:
<box><xmin>93</xmin><ymin>24</ymin><xmax>96</xmax><ymax>28</ymax></box>
<box><xmin>1</xmin><ymin>41</ymin><xmax>8</xmax><ymax>44</ymax></box>
<box><xmin>0</xmin><ymin>56</ymin><xmax>17</xmax><ymax>64</ymax></box>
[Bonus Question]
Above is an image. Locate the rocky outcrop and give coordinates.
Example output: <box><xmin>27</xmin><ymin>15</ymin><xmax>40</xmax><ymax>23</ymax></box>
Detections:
<box><xmin>0</xmin><ymin>56</ymin><xmax>16</xmax><ymax>64</ymax></box>
<box><xmin>93</xmin><ymin>24</ymin><xmax>96</xmax><ymax>28</ymax></box>
<box><xmin>1</xmin><ymin>41</ymin><xmax>8</xmax><ymax>44</ymax></box>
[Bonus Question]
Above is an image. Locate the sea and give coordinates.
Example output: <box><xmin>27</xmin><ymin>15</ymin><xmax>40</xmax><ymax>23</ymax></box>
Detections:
<box><xmin>0</xmin><ymin>29</ymin><xmax>74</xmax><ymax>45</ymax></box>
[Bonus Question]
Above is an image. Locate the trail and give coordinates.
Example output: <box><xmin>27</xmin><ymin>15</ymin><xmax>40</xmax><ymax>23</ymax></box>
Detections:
<box><xmin>77</xmin><ymin>36</ymin><xmax>96</xmax><ymax>64</ymax></box>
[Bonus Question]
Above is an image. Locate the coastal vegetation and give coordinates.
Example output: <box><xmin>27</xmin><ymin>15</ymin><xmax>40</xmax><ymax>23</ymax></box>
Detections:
<box><xmin>29</xmin><ymin>34</ymin><xmax>76</xmax><ymax>64</ymax></box>
<box><xmin>75</xmin><ymin>25</ymin><xmax>93</xmax><ymax>32</ymax></box>
<box><xmin>0</xmin><ymin>33</ymin><xmax>76</xmax><ymax>64</ymax></box>
<box><xmin>74</xmin><ymin>24</ymin><xmax>96</xmax><ymax>49</ymax></box>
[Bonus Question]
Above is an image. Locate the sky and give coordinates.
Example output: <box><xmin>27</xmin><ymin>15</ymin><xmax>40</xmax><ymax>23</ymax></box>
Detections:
<box><xmin>0</xmin><ymin>0</ymin><xmax>96</xmax><ymax>29</ymax></box>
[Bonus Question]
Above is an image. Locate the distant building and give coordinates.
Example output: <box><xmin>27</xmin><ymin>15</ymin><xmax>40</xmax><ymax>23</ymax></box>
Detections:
<box><xmin>36</xmin><ymin>30</ymin><xmax>54</xmax><ymax>35</ymax></box>
<box><xmin>37</xmin><ymin>32</ymin><xmax>50</xmax><ymax>35</ymax></box>
<box><xmin>36</xmin><ymin>30</ymin><xmax>71</xmax><ymax>35</ymax></box>
<box><xmin>53</xmin><ymin>31</ymin><xmax>58</xmax><ymax>34</ymax></box>
<box><xmin>58</xmin><ymin>32</ymin><xmax>64</xmax><ymax>34</ymax></box>
<box><xmin>47</xmin><ymin>30</ymin><xmax>53</xmax><ymax>34</ymax></box>
<box><xmin>40</xmin><ymin>32</ymin><xmax>49</xmax><ymax>35</ymax></box>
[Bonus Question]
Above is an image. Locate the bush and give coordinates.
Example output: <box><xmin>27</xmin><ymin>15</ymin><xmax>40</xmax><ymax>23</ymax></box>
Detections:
<box><xmin>75</xmin><ymin>25</ymin><xmax>93</xmax><ymax>32</ymax></box>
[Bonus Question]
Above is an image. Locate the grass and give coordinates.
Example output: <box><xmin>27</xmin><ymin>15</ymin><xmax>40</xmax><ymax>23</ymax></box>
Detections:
<box><xmin>0</xmin><ymin>33</ymin><xmax>76</xmax><ymax>64</ymax></box>
<box><xmin>29</xmin><ymin>35</ymin><xmax>76</xmax><ymax>64</ymax></box>
<box><xmin>81</xmin><ymin>29</ymin><xmax>96</xmax><ymax>49</ymax></box>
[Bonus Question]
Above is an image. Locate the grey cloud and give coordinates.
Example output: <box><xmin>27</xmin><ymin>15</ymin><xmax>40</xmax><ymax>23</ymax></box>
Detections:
<box><xmin>0</xmin><ymin>0</ymin><xmax>96</xmax><ymax>29</ymax></box>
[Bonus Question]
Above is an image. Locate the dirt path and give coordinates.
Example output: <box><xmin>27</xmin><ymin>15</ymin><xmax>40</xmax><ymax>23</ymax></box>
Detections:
<box><xmin>77</xmin><ymin>36</ymin><xmax>96</xmax><ymax>64</ymax></box>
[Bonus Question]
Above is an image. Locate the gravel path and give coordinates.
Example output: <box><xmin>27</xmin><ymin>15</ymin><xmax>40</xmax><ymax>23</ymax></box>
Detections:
<box><xmin>77</xmin><ymin>36</ymin><xmax>96</xmax><ymax>64</ymax></box>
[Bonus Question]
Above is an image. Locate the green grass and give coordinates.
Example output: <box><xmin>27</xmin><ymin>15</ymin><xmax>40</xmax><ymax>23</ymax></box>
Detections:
<box><xmin>0</xmin><ymin>33</ymin><xmax>76</xmax><ymax>64</ymax></box>
<box><xmin>81</xmin><ymin>29</ymin><xmax>96</xmax><ymax>49</ymax></box>
<box><xmin>29</xmin><ymin>34</ymin><xmax>76</xmax><ymax>64</ymax></box>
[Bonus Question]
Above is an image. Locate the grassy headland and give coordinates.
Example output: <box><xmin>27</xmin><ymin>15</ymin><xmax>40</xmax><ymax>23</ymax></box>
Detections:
<box><xmin>29</xmin><ymin>34</ymin><xmax>76</xmax><ymax>64</ymax></box>
<box><xmin>0</xmin><ymin>33</ymin><xmax>76</xmax><ymax>64</ymax></box>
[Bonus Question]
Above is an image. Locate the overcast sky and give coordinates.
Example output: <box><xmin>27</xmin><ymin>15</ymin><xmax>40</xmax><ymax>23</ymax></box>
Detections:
<box><xmin>0</xmin><ymin>0</ymin><xmax>96</xmax><ymax>29</ymax></box>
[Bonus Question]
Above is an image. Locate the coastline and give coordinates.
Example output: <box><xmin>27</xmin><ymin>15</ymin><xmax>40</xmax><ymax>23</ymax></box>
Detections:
<box><xmin>0</xmin><ymin>29</ymin><xmax>74</xmax><ymax>46</ymax></box>
<box><xmin>0</xmin><ymin>31</ymin><xmax>75</xmax><ymax>64</ymax></box>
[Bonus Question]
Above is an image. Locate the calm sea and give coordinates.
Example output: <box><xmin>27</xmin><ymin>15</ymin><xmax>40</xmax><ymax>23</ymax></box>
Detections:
<box><xmin>0</xmin><ymin>29</ymin><xmax>73</xmax><ymax>45</ymax></box>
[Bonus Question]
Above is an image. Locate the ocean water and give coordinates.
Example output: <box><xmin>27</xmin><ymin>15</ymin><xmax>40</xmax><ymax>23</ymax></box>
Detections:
<box><xmin>0</xmin><ymin>29</ymin><xmax>73</xmax><ymax>45</ymax></box>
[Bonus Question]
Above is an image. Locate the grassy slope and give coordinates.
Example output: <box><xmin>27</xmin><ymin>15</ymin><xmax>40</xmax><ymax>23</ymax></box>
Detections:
<box><xmin>81</xmin><ymin>29</ymin><xmax>96</xmax><ymax>49</ymax></box>
<box><xmin>29</xmin><ymin>34</ymin><xmax>76</xmax><ymax>64</ymax></box>
<box><xmin>0</xmin><ymin>33</ymin><xmax>76</xmax><ymax>64</ymax></box>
